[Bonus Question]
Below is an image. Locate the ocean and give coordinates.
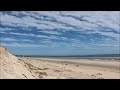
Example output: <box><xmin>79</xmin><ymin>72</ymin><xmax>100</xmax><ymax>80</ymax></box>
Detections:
<box><xmin>15</xmin><ymin>54</ymin><xmax>120</xmax><ymax>60</ymax></box>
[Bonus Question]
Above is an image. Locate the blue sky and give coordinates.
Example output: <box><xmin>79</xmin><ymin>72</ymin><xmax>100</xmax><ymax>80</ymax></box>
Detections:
<box><xmin>0</xmin><ymin>11</ymin><xmax>120</xmax><ymax>55</ymax></box>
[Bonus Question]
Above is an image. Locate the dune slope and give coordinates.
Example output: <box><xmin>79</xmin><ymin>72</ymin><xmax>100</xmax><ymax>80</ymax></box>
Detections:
<box><xmin>0</xmin><ymin>45</ymin><xmax>37</xmax><ymax>79</ymax></box>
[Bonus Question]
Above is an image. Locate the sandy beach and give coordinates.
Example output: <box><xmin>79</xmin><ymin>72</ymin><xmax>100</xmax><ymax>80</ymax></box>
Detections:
<box><xmin>1</xmin><ymin>45</ymin><xmax>120</xmax><ymax>79</ymax></box>
<box><xmin>19</xmin><ymin>57</ymin><xmax>120</xmax><ymax>79</ymax></box>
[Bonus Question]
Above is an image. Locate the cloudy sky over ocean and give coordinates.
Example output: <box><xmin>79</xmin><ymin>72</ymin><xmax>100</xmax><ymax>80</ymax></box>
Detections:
<box><xmin>0</xmin><ymin>11</ymin><xmax>120</xmax><ymax>55</ymax></box>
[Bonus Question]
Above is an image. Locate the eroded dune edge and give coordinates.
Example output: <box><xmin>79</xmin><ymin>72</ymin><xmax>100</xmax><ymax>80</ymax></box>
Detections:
<box><xmin>0</xmin><ymin>45</ymin><xmax>120</xmax><ymax>79</ymax></box>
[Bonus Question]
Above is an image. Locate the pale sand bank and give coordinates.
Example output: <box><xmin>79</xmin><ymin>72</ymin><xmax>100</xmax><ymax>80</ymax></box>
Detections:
<box><xmin>20</xmin><ymin>57</ymin><xmax>120</xmax><ymax>79</ymax></box>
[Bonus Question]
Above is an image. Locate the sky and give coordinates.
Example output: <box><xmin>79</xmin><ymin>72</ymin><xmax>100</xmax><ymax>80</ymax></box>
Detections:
<box><xmin>0</xmin><ymin>11</ymin><xmax>120</xmax><ymax>55</ymax></box>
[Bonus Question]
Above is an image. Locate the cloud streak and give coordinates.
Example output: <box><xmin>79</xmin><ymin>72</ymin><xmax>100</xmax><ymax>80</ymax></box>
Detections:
<box><xmin>0</xmin><ymin>11</ymin><xmax>119</xmax><ymax>50</ymax></box>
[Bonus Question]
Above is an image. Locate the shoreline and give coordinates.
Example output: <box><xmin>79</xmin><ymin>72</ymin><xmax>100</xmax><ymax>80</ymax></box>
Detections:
<box><xmin>18</xmin><ymin>56</ymin><xmax>120</xmax><ymax>61</ymax></box>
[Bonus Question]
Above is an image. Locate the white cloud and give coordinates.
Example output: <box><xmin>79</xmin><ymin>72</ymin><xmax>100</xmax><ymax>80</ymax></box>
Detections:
<box><xmin>1</xmin><ymin>42</ymin><xmax>46</xmax><ymax>47</ymax></box>
<box><xmin>1</xmin><ymin>11</ymin><xmax>119</xmax><ymax>32</ymax></box>
<box><xmin>1</xmin><ymin>38</ymin><xmax>17</xmax><ymax>41</ymax></box>
<box><xmin>1</xmin><ymin>37</ymin><xmax>32</xmax><ymax>42</ymax></box>
<box><xmin>0</xmin><ymin>12</ymin><xmax>74</xmax><ymax>30</ymax></box>
<box><xmin>0</xmin><ymin>27</ymin><xmax>13</xmax><ymax>31</ymax></box>
<box><xmin>60</xmin><ymin>11</ymin><xmax>120</xmax><ymax>31</ymax></box>
<box><xmin>38</xmin><ymin>30</ymin><xmax>61</xmax><ymax>35</ymax></box>
<box><xmin>6</xmin><ymin>32</ymin><xmax>59</xmax><ymax>40</ymax></box>
<box><xmin>0</xmin><ymin>11</ymin><xmax>119</xmax><ymax>48</ymax></box>
<box><xmin>96</xmin><ymin>31</ymin><xmax>120</xmax><ymax>39</ymax></box>
<box><xmin>9</xmin><ymin>32</ymin><xmax>31</xmax><ymax>36</ymax></box>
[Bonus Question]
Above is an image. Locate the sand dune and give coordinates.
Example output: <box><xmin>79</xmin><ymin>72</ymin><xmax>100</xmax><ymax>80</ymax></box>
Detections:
<box><xmin>0</xmin><ymin>45</ymin><xmax>37</xmax><ymax>79</ymax></box>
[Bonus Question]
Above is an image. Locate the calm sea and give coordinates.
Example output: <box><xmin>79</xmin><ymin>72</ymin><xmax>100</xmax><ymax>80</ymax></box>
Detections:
<box><xmin>16</xmin><ymin>54</ymin><xmax>120</xmax><ymax>60</ymax></box>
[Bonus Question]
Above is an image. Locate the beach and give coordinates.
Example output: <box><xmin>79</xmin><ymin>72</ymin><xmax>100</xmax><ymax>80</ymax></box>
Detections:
<box><xmin>19</xmin><ymin>57</ymin><xmax>120</xmax><ymax>79</ymax></box>
<box><xmin>1</xmin><ymin>44</ymin><xmax>119</xmax><ymax>79</ymax></box>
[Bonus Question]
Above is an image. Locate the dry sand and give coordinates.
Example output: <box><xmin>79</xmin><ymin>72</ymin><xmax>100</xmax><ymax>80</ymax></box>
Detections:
<box><xmin>20</xmin><ymin>57</ymin><xmax>120</xmax><ymax>79</ymax></box>
<box><xmin>0</xmin><ymin>45</ymin><xmax>120</xmax><ymax>79</ymax></box>
<box><xmin>0</xmin><ymin>45</ymin><xmax>37</xmax><ymax>79</ymax></box>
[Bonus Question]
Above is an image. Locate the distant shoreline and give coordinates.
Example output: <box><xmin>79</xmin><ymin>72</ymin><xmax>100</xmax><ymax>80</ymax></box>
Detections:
<box><xmin>15</xmin><ymin>54</ymin><xmax>120</xmax><ymax>57</ymax></box>
<box><xmin>17</xmin><ymin>56</ymin><xmax>120</xmax><ymax>60</ymax></box>
<box><xmin>15</xmin><ymin>54</ymin><xmax>120</xmax><ymax>61</ymax></box>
